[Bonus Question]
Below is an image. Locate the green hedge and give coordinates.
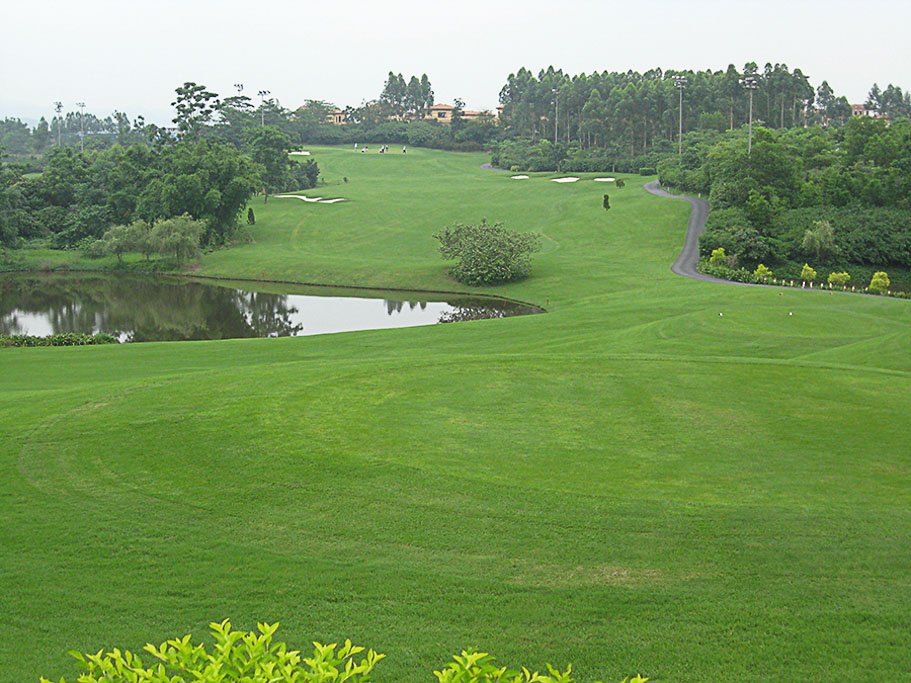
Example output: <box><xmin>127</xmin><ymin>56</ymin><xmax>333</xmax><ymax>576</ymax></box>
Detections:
<box><xmin>0</xmin><ymin>332</ymin><xmax>119</xmax><ymax>347</ymax></box>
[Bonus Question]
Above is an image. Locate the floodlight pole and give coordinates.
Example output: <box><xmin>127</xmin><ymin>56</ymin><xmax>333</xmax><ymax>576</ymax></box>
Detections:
<box><xmin>54</xmin><ymin>101</ymin><xmax>63</xmax><ymax>146</ymax></box>
<box><xmin>674</xmin><ymin>76</ymin><xmax>688</xmax><ymax>156</ymax></box>
<box><xmin>258</xmin><ymin>90</ymin><xmax>270</xmax><ymax>127</ymax></box>
<box><xmin>740</xmin><ymin>75</ymin><xmax>759</xmax><ymax>155</ymax></box>
<box><xmin>76</xmin><ymin>101</ymin><xmax>86</xmax><ymax>153</ymax></box>
<box><xmin>553</xmin><ymin>87</ymin><xmax>558</xmax><ymax>145</ymax></box>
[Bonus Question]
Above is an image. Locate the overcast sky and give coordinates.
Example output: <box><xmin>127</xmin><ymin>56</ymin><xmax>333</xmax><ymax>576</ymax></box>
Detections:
<box><xmin>2</xmin><ymin>0</ymin><xmax>909</xmax><ymax>125</ymax></box>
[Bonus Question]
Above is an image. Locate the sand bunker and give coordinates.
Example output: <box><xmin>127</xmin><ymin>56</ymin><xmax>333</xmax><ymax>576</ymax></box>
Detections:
<box><xmin>593</xmin><ymin>177</ymin><xmax>617</xmax><ymax>182</ymax></box>
<box><xmin>289</xmin><ymin>151</ymin><xmax>311</xmax><ymax>156</ymax></box>
<box><xmin>511</xmin><ymin>175</ymin><xmax>530</xmax><ymax>180</ymax></box>
<box><xmin>551</xmin><ymin>177</ymin><xmax>579</xmax><ymax>183</ymax></box>
<box><xmin>272</xmin><ymin>194</ymin><xmax>346</xmax><ymax>204</ymax></box>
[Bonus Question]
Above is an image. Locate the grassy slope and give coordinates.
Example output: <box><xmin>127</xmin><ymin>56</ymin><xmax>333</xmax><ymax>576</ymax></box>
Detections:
<box><xmin>2</xmin><ymin>147</ymin><xmax>910</xmax><ymax>682</ymax></box>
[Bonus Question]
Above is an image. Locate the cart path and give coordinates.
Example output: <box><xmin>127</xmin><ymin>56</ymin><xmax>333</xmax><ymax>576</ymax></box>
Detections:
<box><xmin>643</xmin><ymin>181</ymin><xmax>727</xmax><ymax>282</ymax></box>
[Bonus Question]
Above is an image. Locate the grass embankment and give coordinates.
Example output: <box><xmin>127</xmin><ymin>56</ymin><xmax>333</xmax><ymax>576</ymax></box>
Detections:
<box><xmin>2</xmin><ymin>147</ymin><xmax>910</xmax><ymax>682</ymax></box>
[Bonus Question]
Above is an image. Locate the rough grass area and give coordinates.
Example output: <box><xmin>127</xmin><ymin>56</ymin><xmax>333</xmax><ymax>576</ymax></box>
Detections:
<box><xmin>2</xmin><ymin>146</ymin><xmax>910</xmax><ymax>682</ymax></box>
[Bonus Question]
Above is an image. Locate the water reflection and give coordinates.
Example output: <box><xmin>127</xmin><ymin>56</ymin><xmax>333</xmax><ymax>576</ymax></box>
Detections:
<box><xmin>0</xmin><ymin>274</ymin><xmax>540</xmax><ymax>342</ymax></box>
<box><xmin>438</xmin><ymin>302</ymin><xmax>533</xmax><ymax>324</ymax></box>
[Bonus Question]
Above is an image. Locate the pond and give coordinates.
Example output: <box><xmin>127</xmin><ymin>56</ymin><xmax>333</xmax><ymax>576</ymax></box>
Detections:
<box><xmin>0</xmin><ymin>273</ymin><xmax>542</xmax><ymax>342</ymax></box>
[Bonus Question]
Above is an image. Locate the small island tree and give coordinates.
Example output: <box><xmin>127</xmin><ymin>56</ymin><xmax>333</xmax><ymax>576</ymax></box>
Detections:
<box><xmin>434</xmin><ymin>220</ymin><xmax>541</xmax><ymax>286</ymax></box>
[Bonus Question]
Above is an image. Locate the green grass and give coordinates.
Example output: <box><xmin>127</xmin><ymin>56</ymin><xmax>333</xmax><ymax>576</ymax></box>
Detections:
<box><xmin>3</xmin><ymin>146</ymin><xmax>911</xmax><ymax>682</ymax></box>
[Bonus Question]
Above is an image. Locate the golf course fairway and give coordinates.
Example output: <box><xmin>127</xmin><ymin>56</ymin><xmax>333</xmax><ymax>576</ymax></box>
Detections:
<box><xmin>2</xmin><ymin>146</ymin><xmax>910</xmax><ymax>682</ymax></box>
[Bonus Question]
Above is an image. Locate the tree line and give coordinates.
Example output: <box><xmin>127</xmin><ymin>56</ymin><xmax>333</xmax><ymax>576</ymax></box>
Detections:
<box><xmin>0</xmin><ymin>82</ymin><xmax>322</xmax><ymax>250</ymax></box>
<box><xmin>492</xmin><ymin>64</ymin><xmax>910</xmax><ymax>172</ymax></box>
<box><xmin>657</xmin><ymin>117</ymin><xmax>911</xmax><ymax>286</ymax></box>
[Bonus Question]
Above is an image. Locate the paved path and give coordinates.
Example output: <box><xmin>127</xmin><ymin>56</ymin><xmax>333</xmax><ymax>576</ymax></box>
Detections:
<box><xmin>643</xmin><ymin>181</ymin><xmax>733</xmax><ymax>284</ymax></box>
<box><xmin>479</xmin><ymin>163</ymin><xmax>508</xmax><ymax>173</ymax></box>
<box><xmin>643</xmin><ymin>180</ymin><xmax>779</xmax><ymax>287</ymax></box>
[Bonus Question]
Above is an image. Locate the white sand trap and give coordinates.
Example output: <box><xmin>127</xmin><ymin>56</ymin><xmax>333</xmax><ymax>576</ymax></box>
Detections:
<box><xmin>551</xmin><ymin>177</ymin><xmax>580</xmax><ymax>183</ymax></box>
<box><xmin>593</xmin><ymin>177</ymin><xmax>616</xmax><ymax>182</ymax></box>
<box><xmin>318</xmin><ymin>198</ymin><xmax>346</xmax><ymax>204</ymax></box>
<box><xmin>511</xmin><ymin>174</ymin><xmax>530</xmax><ymax>180</ymax></box>
<box><xmin>289</xmin><ymin>151</ymin><xmax>311</xmax><ymax>156</ymax></box>
<box><xmin>273</xmin><ymin>194</ymin><xmax>322</xmax><ymax>202</ymax></box>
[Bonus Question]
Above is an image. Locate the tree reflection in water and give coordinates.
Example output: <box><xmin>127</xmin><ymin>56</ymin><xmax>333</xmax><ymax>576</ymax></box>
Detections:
<box><xmin>437</xmin><ymin>299</ymin><xmax>536</xmax><ymax>324</ymax></box>
<box><xmin>0</xmin><ymin>275</ymin><xmax>302</xmax><ymax>341</ymax></box>
<box><xmin>0</xmin><ymin>275</ymin><xmax>541</xmax><ymax>342</ymax></box>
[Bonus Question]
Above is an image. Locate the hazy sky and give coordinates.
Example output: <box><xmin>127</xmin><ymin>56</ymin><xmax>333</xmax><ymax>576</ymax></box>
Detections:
<box><xmin>2</xmin><ymin>0</ymin><xmax>909</xmax><ymax>125</ymax></box>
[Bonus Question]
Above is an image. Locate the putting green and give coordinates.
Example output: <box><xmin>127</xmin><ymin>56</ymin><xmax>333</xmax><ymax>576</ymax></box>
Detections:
<box><xmin>2</xmin><ymin>146</ymin><xmax>910</xmax><ymax>682</ymax></box>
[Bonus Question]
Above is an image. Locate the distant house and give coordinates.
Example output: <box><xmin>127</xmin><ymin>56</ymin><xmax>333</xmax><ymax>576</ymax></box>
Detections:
<box><xmin>425</xmin><ymin>104</ymin><xmax>456</xmax><ymax>122</ymax></box>
<box><xmin>423</xmin><ymin>104</ymin><xmax>496</xmax><ymax>124</ymax></box>
<box><xmin>296</xmin><ymin>105</ymin><xmax>347</xmax><ymax>125</ymax></box>
<box><xmin>852</xmin><ymin>104</ymin><xmax>885</xmax><ymax>119</ymax></box>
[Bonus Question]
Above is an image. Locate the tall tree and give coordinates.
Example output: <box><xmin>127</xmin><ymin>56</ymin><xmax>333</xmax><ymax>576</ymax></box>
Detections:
<box><xmin>866</xmin><ymin>83</ymin><xmax>883</xmax><ymax>113</ymax></box>
<box><xmin>405</xmin><ymin>76</ymin><xmax>424</xmax><ymax>118</ymax></box>
<box><xmin>171</xmin><ymin>82</ymin><xmax>220</xmax><ymax>141</ymax></box>
<box><xmin>420</xmin><ymin>74</ymin><xmax>434</xmax><ymax>110</ymax></box>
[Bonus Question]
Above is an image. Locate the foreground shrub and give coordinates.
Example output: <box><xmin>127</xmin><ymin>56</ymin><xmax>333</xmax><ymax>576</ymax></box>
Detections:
<box><xmin>869</xmin><ymin>271</ymin><xmax>890</xmax><ymax>294</ymax></box>
<box><xmin>42</xmin><ymin>620</ymin><xmax>384</xmax><ymax>683</ymax></box>
<box><xmin>42</xmin><ymin>622</ymin><xmax>647</xmax><ymax>683</ymax></box>
<box><xmin>1</xmin><ymin>333</ymin><xmax>118</xmax><ymax>348</ymax></box>
<box><xmin>435</xmin><ymin>650</ymin><xmax>647</xmax><ymax>683</ymax></box>
<box><xmin>435</xmin><ymin>220</ymin><xmax>541</xmax><ymax>286</ymax></box>
<box><xmin>800</xmin><ymin>263</ymin><xmax>817</xmax><ymax>282</ymax></box>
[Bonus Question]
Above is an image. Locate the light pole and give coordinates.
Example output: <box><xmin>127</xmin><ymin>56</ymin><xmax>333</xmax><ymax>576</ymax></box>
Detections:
<box><xmin>740</xmin><ymin>75</ymin><xmax>759</xmax><ymax>155</ymax></box>
<box><xmin>674</xmin><ymin>75</ymin><xmax>688</xmax><ymax>156</ymax></box>
<box><xmin>76</xmin><ymin>101</ymin><xmax>86</xmax><ymax>153</ymax></box>
<box><xmin>257</xmin><ymin>90</ymin><xmax>270</xmax><ymax>127</ymax></box>
<box><xmin>54</xmin><ymin>101</ymin><xmax>63</xmax><ymax>146</ymax></box>
<box><xmin>553</xmin><ymin>87</ymin><xmax>559</xmax><ymax>145</ymax></box>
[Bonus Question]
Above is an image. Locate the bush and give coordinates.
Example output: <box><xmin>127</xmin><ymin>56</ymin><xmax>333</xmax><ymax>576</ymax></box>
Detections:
<box><xmin>709</xmin><ymin>247</ymin><xmax>727</xmax><ymax>267</ymax></box>
<box><xmin>1</xmin><ymin>333</ymin><xmax>118</xmax><ymax>347</ymax></box>
<box><xmin>42</xmin><ymin>621</ymin><xmax>384</xmax><ymax>683</ymax></box>
<box><xmin>42</xmin><ymin>621</ymin><xmax>648</xmax><ymax>683</ymax></box>
<box><xmin>639</xmin><ymin>167</ymin><xmax>656</xmax><ymax>176</ymax></box>
<box><xmin>434</xmin><ymin>220</ymin><xmax>541</xmax><ymax>286</ymax></box>
<box><xmin>828</xmin><ymin>271</ymin><xmax>851</xmax><ymax>287</ymax></box>
<box><xmin>615</xmin><ymin>178</ymin><xmax>625</xmax><ymax>188</ymax></box>
<box><xmin>149</xmin><ymin>214</ymin><xmax>205</xmax><ymax>266</ymax></box>
<box><xmin>700</xmin><ymin>259</ymin><xmax>758</xmax><ymax>283</ymax></box>
<box><xmin>869</xmin><ymin>271</ymin><xmax>890</xmax><ymax>294</ymax></box>
<box><xmin>754</xmin><ymin>263</ymin><xmax>773</xmax><ymax>279</ymax></box>
<box><xmin>801</xmin><ymin>263</ymin><xmax>817</xmax><ymax>282</ymax></box>
<box><xmin>434</xmin><ymin>650</ymin><xmax>648</xmax><ymax>683</ymax></box>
